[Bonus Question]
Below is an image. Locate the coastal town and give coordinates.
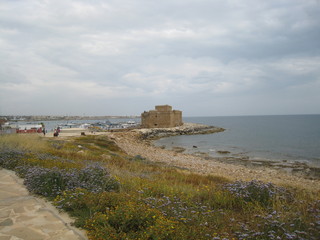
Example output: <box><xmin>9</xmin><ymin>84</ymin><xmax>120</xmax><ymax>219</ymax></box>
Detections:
<box><xmin>0</xmin><ymin>105</ymin><xmax>184</xmax><ymax>135</ymax></box>
<box><xmin>0</xmin><ymin>115</ymin><xmax>139</xmax><ymax>122</ymax></box>
<box><xmin>0</xmin><ymin>116</ymin><xmax>140</xmax><ymax>135</ymax></box>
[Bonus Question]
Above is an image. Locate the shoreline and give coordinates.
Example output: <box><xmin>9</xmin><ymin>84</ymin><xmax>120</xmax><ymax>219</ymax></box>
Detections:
<box><xmin>161</xmin><ymin>147</ymin><xmax>320</xmax><ymax>180</ymax></box>
<box><xmin>135</xmin><ymin>123</ymin><xmax>320</xmax><ymax>180</ymax></box>
<box><xmin>107</xmin><ymin>124</ymin><xmax>320</xmax><ymax>191</ymax></box>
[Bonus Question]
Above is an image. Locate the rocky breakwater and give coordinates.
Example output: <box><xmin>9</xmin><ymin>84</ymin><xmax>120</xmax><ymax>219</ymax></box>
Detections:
<box><xmin>136</xmin><ymin>122</ymin><xmax>225</xmax><ymax>140</ymax></box>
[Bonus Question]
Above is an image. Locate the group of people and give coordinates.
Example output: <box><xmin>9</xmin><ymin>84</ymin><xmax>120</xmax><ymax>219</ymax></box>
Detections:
<box><xmin>39</xmin><ymin>123</ymin><xmax>61</xmax><ymax>137</ymax></box>
<box><xmin>53</xmin><ymin>127</ymin><xmax>60</xmax><ymax>137</ymax></box>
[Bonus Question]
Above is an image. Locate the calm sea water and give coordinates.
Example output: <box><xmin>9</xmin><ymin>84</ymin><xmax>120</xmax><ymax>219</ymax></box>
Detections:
<box><xmin>154</xmin><ymin>115</ymin><xmax>320</xmax><ymax>167</ymax></box>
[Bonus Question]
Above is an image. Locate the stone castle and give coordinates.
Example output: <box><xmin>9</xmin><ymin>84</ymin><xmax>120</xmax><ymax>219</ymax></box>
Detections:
<box><xmin>141</xmin><ymin>105</ymin><xmax>183</xmax><ymax>128</ymax></box>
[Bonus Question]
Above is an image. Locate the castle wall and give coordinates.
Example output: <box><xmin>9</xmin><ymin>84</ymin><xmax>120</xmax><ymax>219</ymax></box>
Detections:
<box><xmin>173</xmin><ymin>110</ymin><xmax>182</xmax><ymax>126</ymax></box>
<box><xmin>141</xmin><ymin>105</ymin><xmax>183</xmax><ymax>128</ymax></box>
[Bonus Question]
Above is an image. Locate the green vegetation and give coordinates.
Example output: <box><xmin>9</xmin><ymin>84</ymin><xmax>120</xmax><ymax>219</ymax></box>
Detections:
<box><xmin>0</xmin><ymin>134</ymin><xmax>319</xmax><ymax>240</ymax></box>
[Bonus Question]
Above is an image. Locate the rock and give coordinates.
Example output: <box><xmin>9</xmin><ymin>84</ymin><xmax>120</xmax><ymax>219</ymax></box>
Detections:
<box><xmin>0</xmin><ymin>218</ymin><xmax>13</xmax><ymax>226</ymax></box>
<box><xmin>101</xmin><ymin>154</ymin><xmax>111</xmax><ymax>159</ymax></box>
<box><xmin>172</xmin><ymin>147</ymin><xmax>186</xmax><ymax>153</ymax></box>
<box><xmin>136</xmin><ymin>123</ymin><xmax>225</xmax><ymax>140</ymax></box>
<box><xmin>217</xmin><ymin>150</ymin><xmax>230</xmax><ymax>154</ymax></box>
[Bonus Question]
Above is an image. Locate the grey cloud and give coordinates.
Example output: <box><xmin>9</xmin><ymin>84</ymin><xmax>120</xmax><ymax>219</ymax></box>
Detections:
<box><xmin>0</xmin><ymin>0</ymin><xmax>319</xmax><ymax>116</ymax></box>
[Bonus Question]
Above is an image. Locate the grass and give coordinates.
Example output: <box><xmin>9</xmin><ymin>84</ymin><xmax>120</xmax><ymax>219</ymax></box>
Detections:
<box><xmin>0</xmin><ymin>133</ymin><xmax>319</xmax><ymax>240</ymax></box>
<box><xmin>0</xmin><ymin>133</ymin><xmax>50</xmax><ymax>152</ymax></box>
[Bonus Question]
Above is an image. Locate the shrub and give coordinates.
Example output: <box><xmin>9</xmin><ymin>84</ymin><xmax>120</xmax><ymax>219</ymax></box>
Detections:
<box><xmin>24</xmin><ymin>163</ymin><xmax>120</xmax><ymax>198</ymax></box>
<box><xmin>76</xmin><ymin>164</ymin><xmax>120</xmax><ymax>193</ymax></box>
<box><xmin>224</xmin><ymin>180</ymin><xmax>290</xmax><ymax>207</ymax></box>
<box><xmin>24</xmin><ymin>166</ymin><xmax>66</xmax><ymax>197</ymax></box>
<box><xmin>0</xmin><ymin>148</ymin><xmax>26</xmax><ymax>170</ymax></box>
<box><xmin>85</xmin><ymin>201</ymin><xmax>181</xmax><ymax>240</ymax></box>
<box><xmin>54</xmin><ymin>188</ymin><xmax>89</xmax><ymax>212</ymax></box>
<box><xmin>54</xmin><ymin>190</ymin><xmax>127</xmax><ymax>213</ymax></box>
<box><xmin>15</xmin><ymin>164</ymin><xmax>34</xmax><ymax>178</ymax></box>
<box><xmin>54</xmin><ymin>190</ymin><xmax>129</xmax><ymax>228</ymax></box>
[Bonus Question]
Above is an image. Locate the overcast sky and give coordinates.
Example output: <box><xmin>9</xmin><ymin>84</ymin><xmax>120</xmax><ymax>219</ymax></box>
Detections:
<box><xmin>0</xmin><ymin>0</ymin><xmax>319</xmax><ymax>117</ymax></box>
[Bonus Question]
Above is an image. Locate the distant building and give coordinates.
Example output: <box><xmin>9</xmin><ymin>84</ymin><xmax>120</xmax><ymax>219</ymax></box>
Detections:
<box><xmin>15</xmin><ymin>124</ymin><xmax>43</xmax><ymax>134</ymax></box>
<box><xmin>0</xmin><ymin>119</ymin><xmax>6</xmax><ymax>129</ymax></box>
<box><xmin>0</xmin><ymin>119</ymin><xmax>16</xmax><ymax>135</ymax></box>
<box><xmin>141</xmin><ymin>105</ymin><xmax>183</xmax><ymax>128</ymax></box>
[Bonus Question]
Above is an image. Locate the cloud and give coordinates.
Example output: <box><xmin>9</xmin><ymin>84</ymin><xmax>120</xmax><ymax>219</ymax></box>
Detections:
<box><xmin>0</xmin><ymin>0</ymin><xmax>319</xmax><ymax>116</ymax></box>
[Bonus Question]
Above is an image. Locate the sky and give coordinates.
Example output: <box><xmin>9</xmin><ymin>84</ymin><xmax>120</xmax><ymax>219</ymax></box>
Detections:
<box><xmin>0</xmin><ymin>0</ymin><xmax>320</xmax><ymax>117</ymax></box>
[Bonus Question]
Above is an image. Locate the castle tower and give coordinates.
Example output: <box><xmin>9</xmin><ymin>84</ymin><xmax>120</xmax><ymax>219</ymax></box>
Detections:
<box><xmin>141</xmin><ymin>105</ymin><xmax>183</xmax><ymax>128</ymax></box>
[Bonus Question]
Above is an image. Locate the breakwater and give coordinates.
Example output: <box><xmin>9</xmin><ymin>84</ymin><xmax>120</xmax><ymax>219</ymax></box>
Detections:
<box><xmin>136</xmin><ymin>122</ymin><xmax>225</xmax><ymax>140</ymax></box>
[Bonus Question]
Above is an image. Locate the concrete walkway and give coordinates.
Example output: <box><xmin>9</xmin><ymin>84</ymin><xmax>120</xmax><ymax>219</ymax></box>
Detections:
<box><xmin>0</xmin><ymin>169</ymin><xmax>87</xmax><ymax>240</ymax></box>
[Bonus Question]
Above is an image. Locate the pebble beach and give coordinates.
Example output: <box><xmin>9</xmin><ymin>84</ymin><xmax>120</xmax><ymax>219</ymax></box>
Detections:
<box><xmin>107</xmin><ymin>123</ymin><xmax>320</xmax><ymax>192</ymax></box>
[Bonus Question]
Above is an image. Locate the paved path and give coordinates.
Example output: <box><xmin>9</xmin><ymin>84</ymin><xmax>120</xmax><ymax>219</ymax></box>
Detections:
<box><xmin>0</xmin><ymin>169</ymin><xmax>87</xmax><ymax>240</ymax></box>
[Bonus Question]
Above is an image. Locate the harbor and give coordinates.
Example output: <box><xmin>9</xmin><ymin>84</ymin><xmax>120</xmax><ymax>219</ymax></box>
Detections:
<box><xmin>0</xmin><ymin>118</ymin><xmax>140</xmax><ymax>135</ymax></box>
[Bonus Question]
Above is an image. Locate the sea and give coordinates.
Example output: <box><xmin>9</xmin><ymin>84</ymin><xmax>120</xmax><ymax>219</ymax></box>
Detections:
<box><xmin>12</xmin><ymin>115</ymin><xmax>320</xmax><ymax>168</ymax></box>
<box><xmin>154</xmin><ymin>115</ymin><xmax>320</xmax><ymax>168</ymax></box>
